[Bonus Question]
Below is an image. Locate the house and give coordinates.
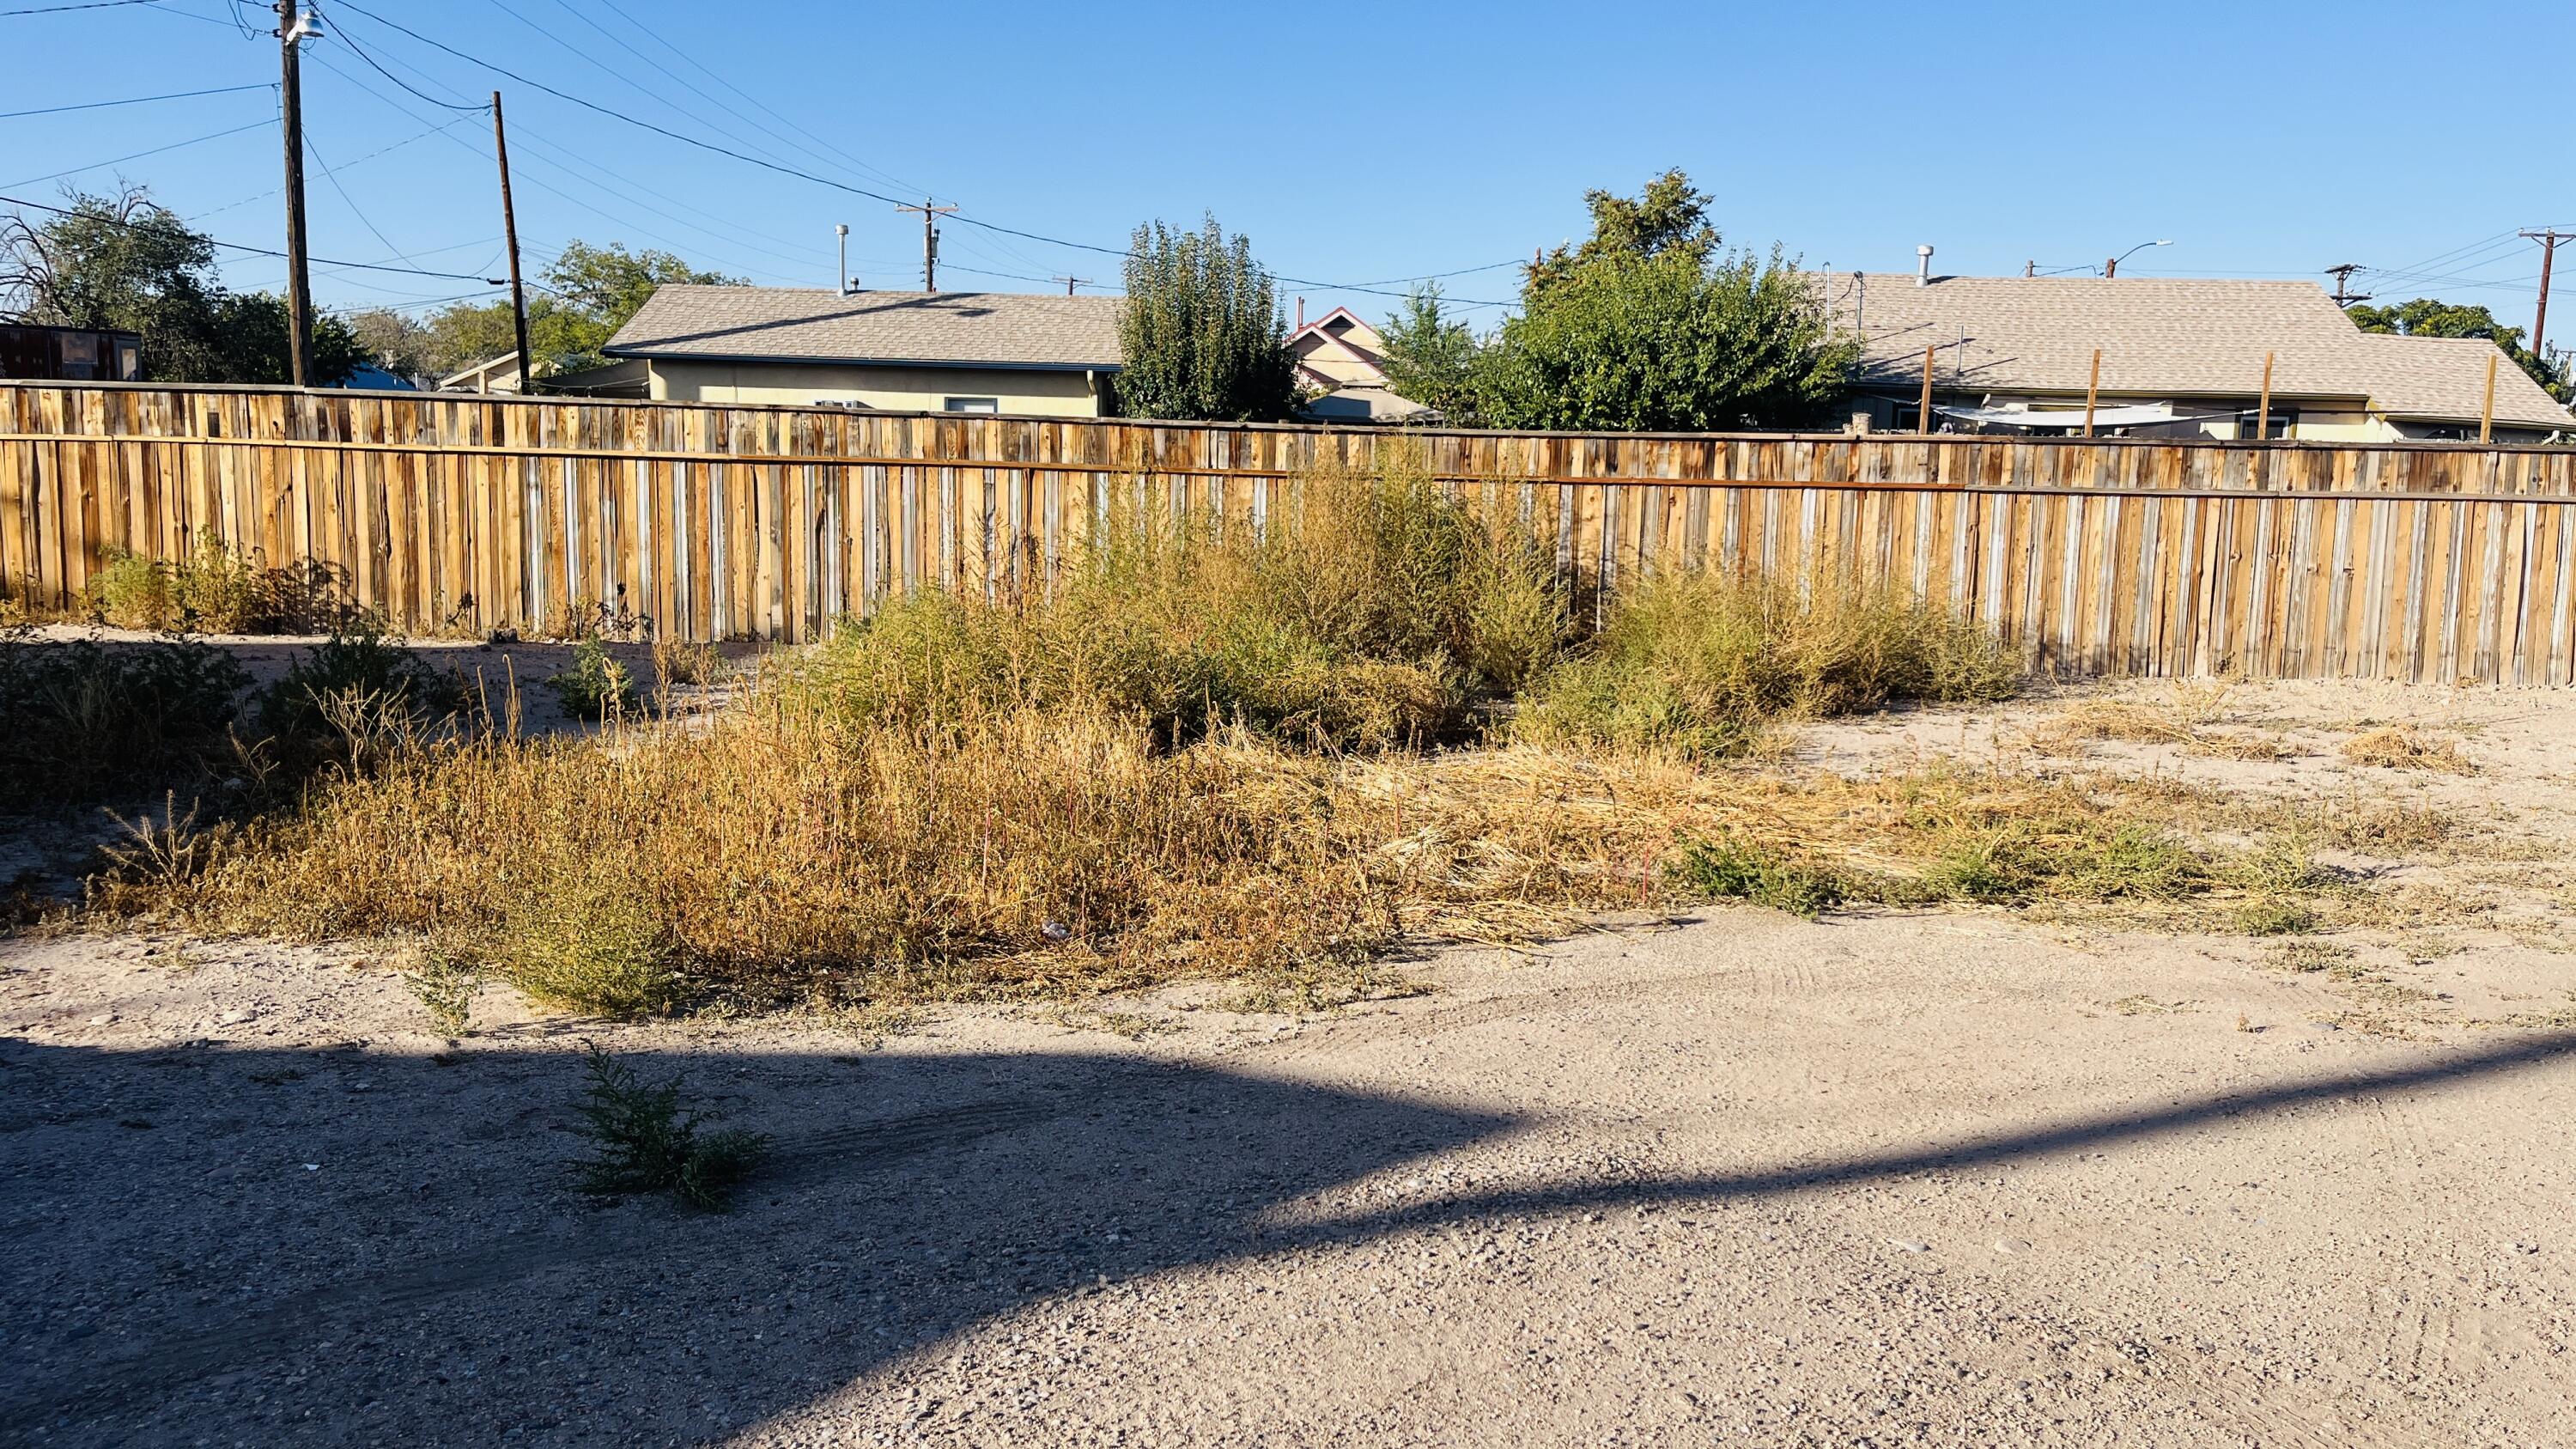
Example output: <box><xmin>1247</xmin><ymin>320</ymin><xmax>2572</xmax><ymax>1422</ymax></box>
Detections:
<box><xmin>597</xmin><ymin>287</ymin><xmax>1121</xmax><ymax>416</ymax></box>
<box><xmin>1287</xmin><ymin>304</ymin><xmax>1431</xmax><ymax>423</ymax></box>
<box><xmin>437</xmin><ymin>351</ymin><xmax>528</xmax><ymax>394</ymax></box>
<box><xmin>1</xmin><ymin>322</ymin><xmax>141</xmax><ymax>382</ymax></box>
<box><xmin>1824</xmin><ymin>271</ymin><xmax>2572</xmax><ymax>442</ymax></box>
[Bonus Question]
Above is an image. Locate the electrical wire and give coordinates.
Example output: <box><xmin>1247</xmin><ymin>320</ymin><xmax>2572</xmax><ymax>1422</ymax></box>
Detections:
<box><xmin>0</xmin><ymin>81</ymin><xmax>271</xmax><ymax>119</ymax></box>
<box><xmin>1</xmin><ymin>116</ymin><xmax>272</xmax><ymax>190</ymax></box>
<box><xmin>328</xmin><ymin>0</ymin><xmax>1516</xmax><ymax>305</ymax></box>
<box><xmin>576</xmin><ymin>0</ymin><xmax>930</xmax><ymax>199</ymax></box>
<box><xmin>187</xmin><ymin>113</ymin><xmax>477</xmax><ymax>219</ymax></box>
<box><xmin>0</xmin><ymin>191</ymin><xmax>507</xmax><ymax>280</ymax></box>
<box><xmin>306</xmin><ymin>50</ymin><xmax>817</xmax><ymax>285</ymax></box>
<box><xmin>2</xmin><ymin>0</ymin><xmax>166</xmax><ymax>15</ymax></box>
<box><xmin>332</xmin><ymin>16</ymin><xmax>489</xmax><ymax>112</ymax></box>
<box><xmin>304</xmin><ymin>129</ymin><xmax>422</xmax><ymax>266</ymax></box>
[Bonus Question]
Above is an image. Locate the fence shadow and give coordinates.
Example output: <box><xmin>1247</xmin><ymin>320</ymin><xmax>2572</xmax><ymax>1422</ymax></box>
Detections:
<box><xmin>4</xmin><ymin>1023</ymin><xmax>2573</xmax><ymax>1444</ymax></box>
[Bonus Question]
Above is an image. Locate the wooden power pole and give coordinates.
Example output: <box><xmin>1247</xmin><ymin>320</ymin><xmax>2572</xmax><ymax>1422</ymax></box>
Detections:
<box><xmin>2521</xmin><ymin>228</ymin><xmax>2569</xmax><ymax>362</ymax></box>
<box><xmin>1918</xmin><ymin>344</ymin><xmax>1936</xmax><ymax>432</ymax></box>
<box><xmin>491</xmin><ymin>91</ymin><xmax>533</xmax><ymax>394</ymax></box>
<box><xmin>1050</xmin><ymin>275</ymin><xmax>1090</xmax><ymax>296</ymax></box>
<box><xmin>276</xmin><ymin>1</ymin><xmax>314</xmax><ymax>387</ymax></box>
<box><xmin>895</xmin><ymin>200</ymin><xmax>957</xmax><ymax>292</ymax></box>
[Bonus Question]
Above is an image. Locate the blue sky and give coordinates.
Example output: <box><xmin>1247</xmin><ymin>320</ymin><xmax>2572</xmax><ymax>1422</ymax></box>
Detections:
<box><xmin>8</xmin><ymin>0</ymin><xmax>2572</xmax><ymax>337</ymax></box>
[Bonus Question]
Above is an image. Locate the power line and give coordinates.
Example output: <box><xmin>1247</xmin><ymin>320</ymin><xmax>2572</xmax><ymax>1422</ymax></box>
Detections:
<box><xmin>1</xmin><ymin>116</ymin><xmax>272</xmax><ymax>190</ymax></box>
<box><xmin>0</xmin><ymin>81</ymin><xmax>271</xmax><ymax>119</ymax></box>
<box><xmin>0</xmin><ymin>191</ymin><xmax>507</xmax><ymax>280</ymax></box>
<box><xmin>305</xmin><ymin>49</ymin><xmax>818</xmax><ymax>284</ymax></box>
<box><xmin>305</xmin><ymin>129</ymin><xmax>420</xmax><ymax>266</ymax></box>
<box><xmin>187</xmin><ymin>113</ymin><xmax>477</xmax><ymax>219</ymax></box>
<box><xmin>1</xmin><ymin>0</ymin><xmax>164</xmax><ymax>15</ymax></box>
<box><xmin>576</xmin><ymin>0</ymin><xmax>929</xmax><ymax>199</ymax></box>
<box><xmin>330</xmin><ymin>0</ymin><xmax>1520</xmax><ymax>307</ymax></box>
<box><xmin>332</xmin><ymin>16</ymin><xmax>486</xmax><ymax>112</ymax></box>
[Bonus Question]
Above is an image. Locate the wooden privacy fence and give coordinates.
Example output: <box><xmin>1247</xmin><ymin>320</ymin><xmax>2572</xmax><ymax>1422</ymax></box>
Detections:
<box><xmin>8</xmin><ymin>382</ymin><xmax>2576</xmax><ymax>684</ymax></box>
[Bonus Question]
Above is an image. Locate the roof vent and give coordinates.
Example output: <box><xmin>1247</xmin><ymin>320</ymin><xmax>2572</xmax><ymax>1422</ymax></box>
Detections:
<box><xmin>1917</xmin><ymin>244</ymin><xmax>1935</xmax><ymax>288</ymax></box>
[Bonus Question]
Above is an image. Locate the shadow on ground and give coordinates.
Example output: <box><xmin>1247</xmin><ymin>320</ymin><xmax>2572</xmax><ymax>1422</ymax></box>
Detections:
<box><xmin>3</xmin><ymin>1025</ymin><xmax>2572</xmax><ymax>1446</ymax></box>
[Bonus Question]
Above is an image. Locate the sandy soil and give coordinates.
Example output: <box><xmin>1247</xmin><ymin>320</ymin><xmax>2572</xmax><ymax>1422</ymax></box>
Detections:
<box><xmin>4</xmin><ymin>679</ymin><xmax>2574</xmax><ymax>1446</ymax></box>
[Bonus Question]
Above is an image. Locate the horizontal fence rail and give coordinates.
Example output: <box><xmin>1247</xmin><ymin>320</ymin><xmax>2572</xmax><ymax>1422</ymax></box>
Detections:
<box><xmin>7</xmin><ymin>382</ymin><xmax>2576</xmax><ymax>684</ymax></box>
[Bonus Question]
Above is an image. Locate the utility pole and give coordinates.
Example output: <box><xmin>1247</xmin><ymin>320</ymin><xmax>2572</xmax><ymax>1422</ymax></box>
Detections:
<box><xmin>274</xmin><ymin>1</ymin><xmax>316</xmax><ymax>387</ymax></box>
<box><xmin>2520</xmin><ymin>229</ymin><xmax>2570</xmax><ymax>361</ymax></box>
<box><xmin>490</xmin><ymin>91</ymin><xmax>533</xmax><ymax>394</ymax></box>
<box><xmin>1050</xmin><ymin>275</ymin><xmax>1090</xmax><ymax>296</ymax></box>
<box><xmin>2324</xmin><ymin>263</ymin><xmax>2372</xmax><ymax>308</ymax></box>
<box><xmin>894</xmin><ymin>199</ymin><xmax>956</xmax><ymax>291</ymax></box>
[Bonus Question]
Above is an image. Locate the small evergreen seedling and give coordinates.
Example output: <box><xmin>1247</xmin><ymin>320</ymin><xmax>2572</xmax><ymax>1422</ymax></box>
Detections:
<box><xmin>570</xmin><ymin>1041</ymin><xmax>767</xmax><ymax>1211</ymax></box>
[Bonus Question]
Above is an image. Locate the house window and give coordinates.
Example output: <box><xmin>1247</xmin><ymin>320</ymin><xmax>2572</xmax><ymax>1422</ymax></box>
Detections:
<box><xmin>943</xmin><ymin>396</ymin><xmax>999</xmax><ymax>414</ymax></box>
<box><xmin>2236</xmin><ymin>408</ymin><xmax>2295</xmax><ymax>440</ymax></box>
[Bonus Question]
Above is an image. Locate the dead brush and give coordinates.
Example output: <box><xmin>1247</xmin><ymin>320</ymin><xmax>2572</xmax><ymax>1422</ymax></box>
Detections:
<box><xmin>2022</xmin><ymin>685</ymin><xmax>2288</xmax><ymax>761</ymax></box>
<box><xmin>2340</xmin><ymin>724</ymin><xmax>2476</xmax><ymax>775</ymax></box>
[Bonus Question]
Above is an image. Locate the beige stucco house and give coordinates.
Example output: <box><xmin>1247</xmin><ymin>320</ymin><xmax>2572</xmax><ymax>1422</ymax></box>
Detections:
<box><xmin>1825</xmin><ymin>272</ymin><xmax>2572</xmax><ymax>443</ymax></box>
<box><xmin>595</xmin><ymin>287</ymin><xmax>1121</xmax><ymax>416</ymax></box>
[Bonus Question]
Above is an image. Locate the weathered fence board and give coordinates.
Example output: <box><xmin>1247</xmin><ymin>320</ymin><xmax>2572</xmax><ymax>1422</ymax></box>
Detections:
<box><xmin>7</xmin><ymin>381</ymin><xmax>2576</xmax><ymax>684</ymax></box>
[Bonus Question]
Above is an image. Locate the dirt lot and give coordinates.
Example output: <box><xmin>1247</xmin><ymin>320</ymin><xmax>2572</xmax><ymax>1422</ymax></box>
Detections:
<box><xmin>4</xmin><ymin>678</ymin><xmax>2574</xmax><ymax>1446</ymax></box>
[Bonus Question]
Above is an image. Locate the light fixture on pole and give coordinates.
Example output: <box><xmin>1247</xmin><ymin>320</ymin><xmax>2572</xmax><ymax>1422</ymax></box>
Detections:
<box><xmin>2104</xmin><ymin>240</ymin><xmax>2173</xmax><ymax>278</ymax></box>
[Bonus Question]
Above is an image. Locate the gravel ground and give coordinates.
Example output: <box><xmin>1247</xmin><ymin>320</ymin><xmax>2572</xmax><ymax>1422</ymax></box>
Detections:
<box><xmin>3</xmin><ymin>679</ymin><xmax>2573</xmax><ymax>1446</ymax></box>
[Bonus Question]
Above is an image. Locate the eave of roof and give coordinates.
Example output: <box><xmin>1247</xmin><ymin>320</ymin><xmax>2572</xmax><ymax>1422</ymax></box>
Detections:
<box><xmin>604</xmin><ymin>347</ymin><xmax>1120</xmax><ymax>373</ymax></box>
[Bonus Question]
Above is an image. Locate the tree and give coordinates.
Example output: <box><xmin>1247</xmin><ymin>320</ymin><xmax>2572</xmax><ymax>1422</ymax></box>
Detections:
<box><xmin>411</xmin><ymin>240</ymin><xmax>742</xmax><ymax>381</ymax></box>
<box><xmin>1477</xmin><ymin>170</ymin><xmax>1855</xmax><ymax>432</ymax></box>
<box><xmin>2348</xmin><ymin>296</ymin><xmax>2572</xmax><ymax>403</ymax></box>
<box><xmin>0</xmin><ymin>186</ymin><xmax>368</xmax><ymax>385</ymax></box>
<box><xmin>1377</xmin><ymin>283</ymin><xmax>1486</xmax><ymax>423</ymax></box>
<box><xmin>1114</xmin><ymin>216</ymin><xmax>1297</xmax><ymax>421</ymax></box>
<box><xmin>349</xmin><ymin>307</ymin><xmax>437</xmax><ymax>382</ymax></box>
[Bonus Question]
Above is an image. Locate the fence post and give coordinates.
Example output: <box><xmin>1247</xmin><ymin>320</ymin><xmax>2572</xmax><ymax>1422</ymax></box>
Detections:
<box><xmin>2082</xmin><ymin>349</ymin><xmax>2100</xmax><ymax>437</ymax></box>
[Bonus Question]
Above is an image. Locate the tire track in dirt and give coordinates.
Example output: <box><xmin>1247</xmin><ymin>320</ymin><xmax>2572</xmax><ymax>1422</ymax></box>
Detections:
<box><xmin>1263</xmin><ymin>967</ymin><xmax>1748</xmax><ymax>1060</ymax></box>
<box><xmin>0</xmin><ymin>1095</ymin><xmax>1061</xmax><ymax>1435</ymax></box>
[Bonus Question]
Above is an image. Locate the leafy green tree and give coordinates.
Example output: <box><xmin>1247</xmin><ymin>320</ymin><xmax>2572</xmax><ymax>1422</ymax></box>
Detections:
<box><xmin>349</xmin><ymin>307</ymin><xmax>437</xmax><ymax>381</ymax></box>
<box><xmin>2348</xmin><ymin>296</ymin><xmax>2571</xmax><ymax>403</ymax></box>
<box><xmin>1</xmin><ymin>187</ymin><xmax>369</xmax><ymax>385</ymax></box>
<box><xmin>1376</xmin><ymin>283</ymin><xmax>1485</xmax><ymax>422</ymax></box>
<box><xmin>414</xmin><ymin>240</ymin><xmax>742</xmax><ymax>380</ymax></box>
<box><xmin>1478</xmin><ymin>170</ymin><xmax>1855</xmax><ymax>431</ymax></box>
<box><xmin>1114</xmin><ymin>216</ymin><xmax>1297</xmax><ymax>421</ymax></box>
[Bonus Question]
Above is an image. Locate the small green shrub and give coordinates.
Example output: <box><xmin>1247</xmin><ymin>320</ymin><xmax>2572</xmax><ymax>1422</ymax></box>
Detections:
<box><xmin>258</xmin><ymin>627</ymin><xmax>463</xmax><ymax>741</ymax></box>
<box><xmin>546</xmin><ymin>639</ymin><xmax>635</xmax><ymax>720</ymax></box>
<box><xmin>85</xmin><ymin>531</ymin><xmax>350</xmax><ymax>635</ymax></box>
<box><xmin>1672</xmin><ymin>836</ymin><xmax>1847</xmax><ymax>917</ymax></box>
<box><xmin>2233</xmin><ymin>898</ymin><xmax>2319</xmax><ymax>937</ymax></box>
<box><xmin>0</xmin><ymin>634</ymin><xmax>251</xmax><ymax>806</ymax></box>
<box><xmin>571</xmin><ymin>1041</ymin><xmax>768</xmax><ymax>1211</ymax></box>
<box><xmin>501</xmin><ymin>873</ymin><xmax>682</xmax><ymax>1014</ymax></box>
<box><xmin>403</xmin><ymin>945</ymin><xmax>483</xmax><ymax>1038</ymax></box>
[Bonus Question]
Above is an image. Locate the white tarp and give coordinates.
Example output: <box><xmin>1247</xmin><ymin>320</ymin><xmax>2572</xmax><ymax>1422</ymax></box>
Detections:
<box><xmin>1934</xmin><ymin>404</ymin><xmax>2231</xmax><ymax>429</ymax></box>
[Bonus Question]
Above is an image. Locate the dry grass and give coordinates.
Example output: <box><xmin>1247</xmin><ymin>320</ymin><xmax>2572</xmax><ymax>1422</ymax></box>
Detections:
<box><xmin>2340</xmin><ymin>724</ymin><xmax>2476</xmax><ymax>775</ymax></box>
<box><xmin>92</xmin><ymin>694</ymin><xmax>2327</xmax><ymax>1015</ymax></box>
<box><xmin>2022</xmin><ymin>685</ymin><xmax>2290</xmax><ymax>762</ymax></box>
<box><xmin>71</xmin><ymin>452</ymin><xmax>2358</xmax><ymax>1018</ymax></box>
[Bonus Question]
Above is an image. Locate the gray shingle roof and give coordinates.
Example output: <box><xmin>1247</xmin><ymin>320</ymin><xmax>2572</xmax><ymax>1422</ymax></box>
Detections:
<box><xmin>603</xmin><ymin>286</ymin><xmax>1123</xmax><ymax>369</ymax></box>
<box><xmin>1819</xmin><ymin>273</ymin><xmax>2570</xmax><ymax>429</ymax></box>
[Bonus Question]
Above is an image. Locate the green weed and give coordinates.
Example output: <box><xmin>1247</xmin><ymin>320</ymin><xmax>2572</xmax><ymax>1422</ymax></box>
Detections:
<box><xmin>570</xmin><ymin>1041</ymin><xmax>768</xmax><ymax>1211</ymax></box>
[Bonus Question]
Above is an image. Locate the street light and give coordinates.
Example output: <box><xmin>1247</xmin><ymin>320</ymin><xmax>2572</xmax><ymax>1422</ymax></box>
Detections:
<box><xmin>2105</xmin><ymin>240</ymin><xmax>2174</xmax><ymax>278</ymax></box>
